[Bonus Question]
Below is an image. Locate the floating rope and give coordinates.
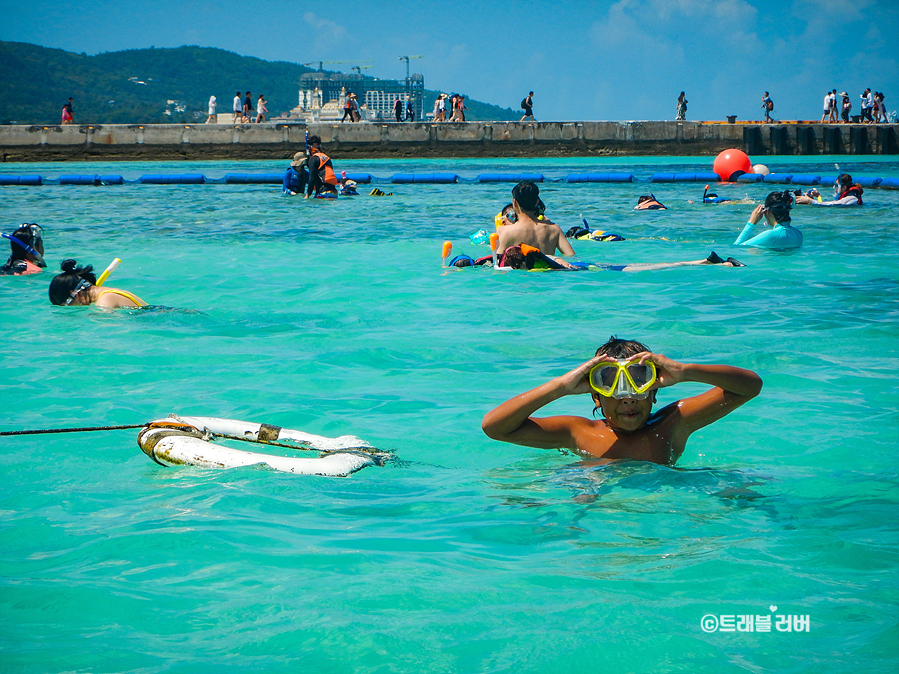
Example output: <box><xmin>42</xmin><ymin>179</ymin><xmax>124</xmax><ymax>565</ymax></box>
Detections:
<box><xmin>0</xmin><ymin>423</ymin><xmax>147</xmax><ymax>437</ymax></box>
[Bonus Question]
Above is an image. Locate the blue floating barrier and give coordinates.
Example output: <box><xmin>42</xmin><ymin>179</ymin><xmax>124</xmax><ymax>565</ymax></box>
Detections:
<box><xmin>854</xmin><ymin>176</ymin><xmax>882</xmax><ymax>188</ymax></box>
<box><xmin>737</xmin><ymin>173</ymin><xmax>765</xmax><ymax>182</ymax></box>
<box><xmin>0</xmin><ymin>175</ymin><xmax>43</xmax><ymax>186</ymax></box>
<box><xmin>787</xmin><ymin>174</ymin><xmax>821</xmax><ymax>185</ymax></box>
<box><xmin>762</xmin><ymin>174</ymin><xmax>792</xmax><ymax>184</ymax></box>
<box><xmin>391</xmin><ymin>173</ymin><xmax>458</xmax><ymax>184</ymax></box>
<box><xmin>139</xmin><ymin>173</ymin><xmax>207</xmax><ymax>184</ymax></box>
<box><xmin>343</xmin><ymin>173</ymin><xmax>372</xmax><ymax>183</ymax></box>
<box><xmin>477</xmin><ymin>173</ymin><xmax>545</xmax><ymax>183</ymax></box>
<box><xmin>567</xmin><ymin>173</ymin><xmax>634</xmax><ymax>183</ymax></box>
<box><xmin>224</xmin><ymin>173</ymin><xmax>284</xmax><ymax>184</ymax></box>
<box><xmin>651</xmin><ymin>172</ymin><xmax>720</xmax><ymax>183</ymax></box>
<box><xmin>818</xmin><ymin>175</ymin><xmax>838</xmax><ymax>186</ymax></box>
<box><xmin>880</xmin><ymin>177</ymin><xmax>899</xmax><ymax>189</ymax></box>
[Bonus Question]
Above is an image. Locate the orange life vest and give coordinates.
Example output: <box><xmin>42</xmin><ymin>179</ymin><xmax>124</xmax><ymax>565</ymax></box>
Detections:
<box><xmin>312</xmin><ymin>151</ymin><xmax>338</xmax><ymax>186</ymax></box>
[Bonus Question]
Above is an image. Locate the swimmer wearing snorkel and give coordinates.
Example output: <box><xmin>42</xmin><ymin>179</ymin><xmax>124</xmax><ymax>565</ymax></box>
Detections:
<box><xmin>49</xmin><ymin>259</ymin><xmax>147</xmax><ymax>308</ymax></box>
<box><xmin>482</xmin><ymin>336</ymin><xmax>762</xmax><ymax>465</ymax></box>
<box><xmin>1</xmin><ymin>223</ymin><xmax>46</xmax><ymax>275</ymax></box>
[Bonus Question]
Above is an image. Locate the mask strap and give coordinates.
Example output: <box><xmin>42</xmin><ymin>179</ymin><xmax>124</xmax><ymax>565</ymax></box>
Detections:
<box><xmin>64</xmin><ymin>279</ymin><xmax>91</xmax><ymax>306</ymax></box>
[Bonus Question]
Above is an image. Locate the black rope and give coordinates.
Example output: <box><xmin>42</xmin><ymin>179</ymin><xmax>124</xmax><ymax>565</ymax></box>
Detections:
<box><xmin>0</xmin><ymin>424</ymin><xmax>148</xmax><ymax>437</ymax></box>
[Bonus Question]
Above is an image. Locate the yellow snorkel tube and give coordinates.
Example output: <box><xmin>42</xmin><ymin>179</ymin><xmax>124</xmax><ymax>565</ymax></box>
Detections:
<box><xmin>96</xmin><ymin>258</ymin><xmax>121</xmax><ymax>287</ymax></box>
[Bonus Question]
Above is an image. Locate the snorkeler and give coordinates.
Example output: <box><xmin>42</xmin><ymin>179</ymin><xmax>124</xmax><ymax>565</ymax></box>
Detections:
<box><xmin>1</xmin><ymin>223</ymin><xmax>47</xmax><ymax>276</ymax></box>
<box><xmin>305</xmin><ymin>135</ymin><xmax>340</xmax><ymax>199</ymax></box>
<box><xmin>494</xmin><ymin>182</ymin><xmax>575</xmax><ymax>258</ymax></box>
<box><xmin>794</xmin><ymin>174</ymin><xmax>863</xmax><ymax>206</ymax></box>
<box><xmin>734</xmin><ymin>190</ymin><xmax>802</xmax><ymax>249</ymax></box>
<box><xmin>49</xmin><ymin>259</ymin><xmax>147</xmax><ymax>308</ymax></box>
<box><xmin>481</xmin><ymin>336</ymin><xmax>763</xmax><ymax>464</ymax></box>
<box><xmin>701</xmin><ymin>184</ymin><xmax>738</xmax><ymax>204</ymax></box>
<box><xmin>499</xmin><ymin>245</ymin><xmax>744</xmax><ymax>271</ymax></box>
<box><xmin>634</xmin><ymin>195</ymin><xmax>667</xmax><ymax>210</ymax></box>
<box><xmin>283</xmin><ymin>152</ymin><xmax>309</xmax><ymax>195</ymax></box>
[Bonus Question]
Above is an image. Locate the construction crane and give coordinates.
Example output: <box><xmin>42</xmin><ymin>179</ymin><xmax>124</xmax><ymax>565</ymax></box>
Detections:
<box><xmin>303</xmin><ymin>59</ymin><xmax>372</xmax><ymax>72</ymax></box>
<box><xmin>350</xmin><ymin>65</ymin><xmax>373</xmax><ymax>75</ymax></box>
<box><xmin>398</xmin><ymin>55</ymin><xmax>423</xmax><ymax>81</ymax></box>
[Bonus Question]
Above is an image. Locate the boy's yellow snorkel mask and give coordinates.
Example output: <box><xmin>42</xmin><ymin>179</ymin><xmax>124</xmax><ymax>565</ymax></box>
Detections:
<box><xmin>589</xmin><ymin>360</ymin><xmax>657</xmax><ymax>400</ymax></box>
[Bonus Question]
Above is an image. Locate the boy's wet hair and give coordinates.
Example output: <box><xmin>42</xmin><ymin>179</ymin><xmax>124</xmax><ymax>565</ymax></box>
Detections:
<box><xmin>307</xmin><ymin>134</ymin><xmax>322</xmax><ymax>148</ymax></box>
<box><xmin>511</xmin><ymin>181</ymin><xmax>540</xmax><ymax>212</ymax></box>
<box><xmin>595</xmin><ymin>336</ymin><xmax>651</xmax><ymax>359</ymax></box>
<box><xmin>764</xmin><ymin>190</ymin><xmax>792</xmax><ymax>223</ymax></box>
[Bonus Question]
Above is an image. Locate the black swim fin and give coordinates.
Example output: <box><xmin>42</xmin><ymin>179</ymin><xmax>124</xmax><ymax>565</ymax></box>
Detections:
<box><xmin>706</xmin><ymin>251</ymin><xmax>726</xmax><ymax>264</ymax></box>
<box><xmin>726</xmin><ymin>257</ymin><xmax>746</xmax><ymax>267</ymax></box>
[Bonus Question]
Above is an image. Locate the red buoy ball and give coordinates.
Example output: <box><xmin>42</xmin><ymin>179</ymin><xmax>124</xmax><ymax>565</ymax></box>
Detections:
<box><xmin>713</xmin><ymin>149</ymin><xmax>752</xmax><ymax>181</ymax></box>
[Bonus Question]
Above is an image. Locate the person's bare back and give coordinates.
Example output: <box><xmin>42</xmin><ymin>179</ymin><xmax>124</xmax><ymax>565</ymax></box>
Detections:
<box><xmin>496</xmin><ymin>181</ymin><xmax>575</xmax><ymax>257</ymax></box>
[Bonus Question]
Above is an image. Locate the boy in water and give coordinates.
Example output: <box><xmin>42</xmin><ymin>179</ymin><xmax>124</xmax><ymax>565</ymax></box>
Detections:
<box><xmin>482</xmin><ymin>337</ymin><xmax>762</xmax><ymax>465</ymax></box>
<box><xmin>495</xmin><ymin>181</ymin><xmax>575</xmax><ymax>258</ymax></box>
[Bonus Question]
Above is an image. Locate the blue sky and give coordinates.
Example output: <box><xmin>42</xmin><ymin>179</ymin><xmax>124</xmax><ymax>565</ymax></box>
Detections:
<box><xmin>3</xmin><ymin>0</ymin><xmax>897</xmax><ymax>121</ymax></box>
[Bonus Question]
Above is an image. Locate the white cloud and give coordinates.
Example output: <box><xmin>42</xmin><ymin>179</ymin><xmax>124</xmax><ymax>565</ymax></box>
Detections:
<box><xmin>303</xmin><ymin>12</ymin><xmax>350</xmax><ymax>42</ymax></box>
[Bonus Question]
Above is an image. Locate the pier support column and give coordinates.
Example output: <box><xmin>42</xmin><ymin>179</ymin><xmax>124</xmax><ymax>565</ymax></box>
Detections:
<box><xmin>849</xmin><ymin>126</ymin><xmax>868</xmax><ymax>154</ymax></box>
<box><xmin>823</xmin><ymin>126</ymin><xmax>842</xmax><ymax>154</ymax></box>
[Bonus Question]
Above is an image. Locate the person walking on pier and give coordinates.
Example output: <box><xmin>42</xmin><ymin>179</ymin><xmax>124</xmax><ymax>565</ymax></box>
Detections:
<box><xmin>762</xmin><ymin>92</ymin><xmax>774</xmax><ymax>123</ymax></box>
<box><xmin>206</xmin><ymin>95</ymin><xmax>217</xmax><ymax>124</ymax></box>
<box><xmin>242</xmin><ymin>92</ymin><xmax>253</xmax><ymax>123</ymax></box>
<box><xmin>520</xmin><ymin>92</ymin><xmax>535</xmax><ymax>122</ymax></box>
<box><xmin>840</xmin><ymin>92</ymin><xmax>852</xmax><ymax>123</ymax></box>
<box><xmin>61</xmin><ymin>98</ymin><xmax>74</xmax><ymax>125</ymax></box>
<box><xmin>860</xmin><ymin>89</ymin><xmax>873</xmax><ymax>123</ymax></box>
<box><xmin>676</xmin><ymin>92</ymin><xmax>688</xmax><ymax>121</ymax></box>
<box><xmin>232</xmin><ymin>92</ymin><xmax>242</xmax><ymax>123</ymax></box>
<box><xmin>256</xmin><ymin>94</ymin><xmax>268</xmax><ymax>123</ymax></box>
<box><xmin>393</xmin><ymin>96</ymin><xmax>403</xmax><ymax>122</ymax></box>
<box><xmin>828</xmin><ymin>89</ymin><xmax>838</xmax><ymax>122</ymax></box>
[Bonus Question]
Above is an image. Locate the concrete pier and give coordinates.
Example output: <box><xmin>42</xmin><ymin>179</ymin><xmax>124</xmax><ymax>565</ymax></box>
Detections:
<box><xmin>1</xmin><ymin>121</ymin><xmax>896</xmax><ymax>162</ymax></box>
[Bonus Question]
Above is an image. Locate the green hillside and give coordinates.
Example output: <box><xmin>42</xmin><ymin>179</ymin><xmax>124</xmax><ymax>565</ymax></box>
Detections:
<box><xmin>0</xmin><ymin>42</ymin><xmax>518</xmax><ymax>125</ymax></box>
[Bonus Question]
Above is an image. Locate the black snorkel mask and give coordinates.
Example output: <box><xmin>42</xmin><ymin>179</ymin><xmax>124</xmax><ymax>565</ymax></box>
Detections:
<box><xmin>2</xmin><ymin>224</ymin><xmax>46</xmax><ymax>267</ymax></box>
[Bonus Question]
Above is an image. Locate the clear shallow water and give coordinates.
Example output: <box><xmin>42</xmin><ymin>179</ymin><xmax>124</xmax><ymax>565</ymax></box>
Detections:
<box><xmin>1</xmin><ymin>156</ymin><xmax>898</xmax><ymax>673</ymax></box>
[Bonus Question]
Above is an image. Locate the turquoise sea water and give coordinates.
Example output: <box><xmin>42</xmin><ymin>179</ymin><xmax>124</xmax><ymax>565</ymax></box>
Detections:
<box><xmin>1</xmin><ymin>156</ymin><xmax>898</xmax><ymax>673</ymax></box>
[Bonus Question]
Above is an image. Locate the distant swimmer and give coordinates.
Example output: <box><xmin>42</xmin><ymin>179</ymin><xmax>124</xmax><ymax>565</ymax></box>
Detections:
<box><xmin>494</xmin><ymin>181</ymin><xmax>575</xmax><ymax>258</ymax></box>
<box><xmin>481</xmin><ymin>336</ymin><xmax>763</xmax><ymax>465</ymax></box>
<box><xmin>734</xmin><ymin>191</ymin><xmax>803</xmax><ymax>249</ymax></box>
<box><xmin>634</xmin><ymin>194</ymin><xmax>667</xmax><ymax>210</ymax></box>
<box><xmin>49</xmin><ymin>259</ymin><xmax>147</xmax><ymax>308</ymax></box>
<box><xmin>304</xmin><ymin>135</ymin><xmax>339</xmax><ymax>199</ymax></box>
<box><xmin>283</xmin><ymin>152</ymin><xmax>309</xmax><ymax>195</ymax></box>
<box><xmin>1</xmin><ymin>223</ymin><xmax>47</xmax><ymax>276</ymax></box>
<box><xmin>700</xmin><ymin>184</ymin><xmax>738</xmax><ymax>204</ymax></box>
<box><xmin>794</xmin><ymin>174</ymin><xmax>863</xmax><ymax>206</ymax></box>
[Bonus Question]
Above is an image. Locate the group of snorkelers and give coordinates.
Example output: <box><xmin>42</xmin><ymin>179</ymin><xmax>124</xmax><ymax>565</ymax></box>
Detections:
<box><xmin>450</xmin><ymin>171</ymin><xmax>870</xmax><ymax>270</ymax></box>
<box><xmin>283</xmin><ymin>134</ymin><xmax>360</xmax><ymax>198</ymax></box>
<box><xmin>6</xmin><ymin>167</ymin><xmax>870</xmax><ymax>467</ymax></box>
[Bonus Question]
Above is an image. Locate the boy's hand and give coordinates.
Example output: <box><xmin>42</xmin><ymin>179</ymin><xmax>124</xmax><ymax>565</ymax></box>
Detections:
<box><xmin>630</xmin><ymin>351</ymin><xmax>685</xmax><ymax>389</ymax></box>
<box><xmin>559</xmin><ymin>355</ymin><xmax>615</xmax><ymax>395</ymax></box>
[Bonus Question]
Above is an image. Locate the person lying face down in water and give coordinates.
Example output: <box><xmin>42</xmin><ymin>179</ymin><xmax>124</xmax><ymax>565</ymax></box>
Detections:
<box><xmin>481</xmin><ymin>336</ymin><xmax>763</xmax><ymax>465</ymax></box>
<box><xmin>49</xmin><ymin>259</ymin><xmax>147</xmax><ymax>308</ymax></box>
<box><xmin>499</xmin><ymin>244</ymin><xmax>744</xmax><ymax>271</ymax></box>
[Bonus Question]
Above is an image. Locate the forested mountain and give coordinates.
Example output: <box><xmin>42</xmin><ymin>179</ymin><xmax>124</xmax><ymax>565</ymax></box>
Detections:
<box><xmin>0</xmin><ymin>42</ymin><xmax>518</xmax><ymax>124</ymax></box>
